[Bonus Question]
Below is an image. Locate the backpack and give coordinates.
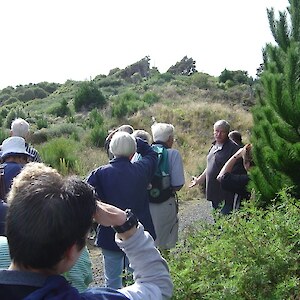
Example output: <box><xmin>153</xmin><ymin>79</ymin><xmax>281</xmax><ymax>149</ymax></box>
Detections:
<box><xmin>149</xmin><ymin>144</ymin><xmax>173</xmax><ymax>203</ymax></box>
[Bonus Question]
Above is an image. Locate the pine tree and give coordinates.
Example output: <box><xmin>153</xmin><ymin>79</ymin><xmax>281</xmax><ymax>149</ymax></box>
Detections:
<box><xmin>250</xmin><ymin>0</ymin><xmax>300</xmax><ymax>207</ymax></box>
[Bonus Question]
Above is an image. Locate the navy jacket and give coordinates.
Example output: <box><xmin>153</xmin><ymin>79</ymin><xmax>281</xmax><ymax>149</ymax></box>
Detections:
<box><xmin>87</xmin><ymin>138</ymin><xmax>157</xmax><ymax>251</ymax></box>
<box><xmin>0</xmin><ymin>271</ymin><xmax>128</xmax><ymax>300</ymax></box>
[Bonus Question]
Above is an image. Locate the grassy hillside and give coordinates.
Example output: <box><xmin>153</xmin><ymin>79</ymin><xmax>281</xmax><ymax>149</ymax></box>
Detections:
<box><xmin>0</xmin><ymin>70</ymin><xmax>254</xmax><ymax>202</ymax></box>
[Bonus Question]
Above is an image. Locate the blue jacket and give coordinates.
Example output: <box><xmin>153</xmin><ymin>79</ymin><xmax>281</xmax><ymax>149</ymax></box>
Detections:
<box><xmin>0</xmin><ymin>271</ymin><xmax>128</xmax><ymax>299</ymax></box>
<box><xmin>2</xmin><ymin>162</ymin><xmax>24</xmax><ymax>196</ymax></box>
<box><xmin>0</xmin><ymin>200</ymin><xmax>8</xmax><ymax>236</ymax></box>
<box><xmin>87</xmin><ymin>138</ymin><xmax>157</xmax><ymax>251</ymax></box>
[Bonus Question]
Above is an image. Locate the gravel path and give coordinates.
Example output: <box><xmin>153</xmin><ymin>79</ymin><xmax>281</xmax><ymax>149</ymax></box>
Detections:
<box><xmin>87</xmin><ymin>198</ymin><xmax>213</xmax><ymax>287</ymax></box>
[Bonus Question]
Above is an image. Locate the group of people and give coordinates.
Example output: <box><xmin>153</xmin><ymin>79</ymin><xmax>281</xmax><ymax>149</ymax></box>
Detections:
<box><xmin>90</xmin><ymin>122</ymin><xmax>185</xmax><ymax>289</ymax></box>
<box><xmin>0</xmin><ymin>116</ymin><xmax>252</xmax><ymax>299</ymax></box>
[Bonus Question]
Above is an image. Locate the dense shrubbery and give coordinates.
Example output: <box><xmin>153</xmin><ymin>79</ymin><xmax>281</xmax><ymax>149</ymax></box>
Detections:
<box><xmin>48</xmin><ymin>98</ymin><xmax>71</xmax><ymax>117</ymax></box>
<box><xmin>111</xmin><ymin>91</ymin><xmax>158</xmax><ymax>118</ymax></box>
<box><xmin>4</xmin><ymin>107</ymin><xmax>26</xmax><ymax>128</ymax></box>
<box><xmin>39</xmin><ymin>137</ymin><xmax>81</xmax><ymax>175</ymax></box>
<box><xmin>36</xmin><ymin>116</ymin><xmax>48</xmax><ymax>129</ymax></box>
<box><xmin>74</xmin><ymin>81</ymin><xmax>106</xmax><ymax>111</ymax></box>
<box><xmin>88</xmin><ymin>124</ymin><xmax>107</xmax><ymax>147</ymax></box>
<box><xmin>170</xmin><ymin>193</ymin><xmax>300</xmax><ymax>299</ymax></box>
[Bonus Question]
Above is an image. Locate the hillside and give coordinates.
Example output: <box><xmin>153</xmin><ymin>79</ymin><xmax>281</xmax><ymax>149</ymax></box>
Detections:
<box><xmin>0</xmin><ymin>61</ymin><xmax>254</xmax><ymax>201</ymax></box>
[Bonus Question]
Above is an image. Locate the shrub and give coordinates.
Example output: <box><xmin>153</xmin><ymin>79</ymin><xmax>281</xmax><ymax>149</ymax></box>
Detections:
<box><xmin>74</xmin><ymin>81</ymin><xmax>106</xmax><ymax>111</ymax></box>
<box><xmin>36</xmin><ymin>116</ymin><xmax>48</xmax><ymax>129</ymax></box>
<box><xmin>142</xmin><ymin>92</ymin><xmax>160</xmax><ymax>105</ymax></box>
<box><xmin>48</xmin><ymin>98</ymin><xmax>71</xmax><ymax>117</ymax></box>
<box><xmin>33</xmin><ymin>87</ymin><xmax>48</xmax><ymax>99</ymax></box>
<box><xmin>19</xmin><ymin>89</ymin><xmax>35</xmax><ymax>101</ymax></box>
<box><xmin>0</xmin><ymin>129</ymin><xmax>10</xmax><ymax>144</ymax></box>
<box><xmin>169</xmin><ymin>195</ymin><xmax>300</xmax><ymax>299</ymax></box>
<box><xmin>4</xmin><ymin>107</ymin><xmax>26</xmax><ymax>128</ymax></box>
<box><xmin>39</xmin><ymin>137</ymin><xmax>81</xmax><ymax>175</ymax></box>
<box><xmin>5</xmin><ymin>97</ymin><xmax>19</xmax><ymax>105</ymax></box>
<box><xmin>111</xmin><ymin>100</ymin><xmax>128</xmax><ymax>118</ymax></box>
<box><xmin>88</xmin><ymin>124</ymin><xmax>107</xmax><ymax>147</ymax></box>
<box><xmin>111</xmin><ymin>91</ymin><xmax>147</xmax><ymax>118</ymax></box>
<box><xmin>0</xmin><ymin>94</ymin><xmax>10</xmax><ymax>102</ymax></box>
<box><xmin>46</xmin><ymin>123</ymin><xmax>82</xmax><ymax>139</ymax></box>
<box><xmin>86</xmin><ymin>108</ymin><xmax>104</xmax><ymax>128</ymax></box>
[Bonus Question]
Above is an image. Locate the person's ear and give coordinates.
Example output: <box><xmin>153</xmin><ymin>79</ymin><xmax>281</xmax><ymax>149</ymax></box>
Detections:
<box><xmin>65</xmin><ymin>244</ymin><xmax>81</xmax><ymax>267</ymax></box>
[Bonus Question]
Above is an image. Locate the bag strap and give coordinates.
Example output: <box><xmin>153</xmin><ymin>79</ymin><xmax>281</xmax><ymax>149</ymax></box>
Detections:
<box><xmin>152</xmin><ymin>144</ymin><xmax>169</xmax><ymax>175</ymax></box>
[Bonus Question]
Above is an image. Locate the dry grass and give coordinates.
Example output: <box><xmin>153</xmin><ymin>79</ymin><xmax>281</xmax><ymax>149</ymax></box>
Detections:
<box><xmin>129</xmin><ymin>98</ymin><xmax>253</xmax><ymax>202</ymax></box>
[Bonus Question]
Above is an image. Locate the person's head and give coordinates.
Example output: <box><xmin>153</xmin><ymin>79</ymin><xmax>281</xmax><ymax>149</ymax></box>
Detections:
<box><xmin>10</xmin><ymin>118</ymin><xmax>30</xmax><ymax>139</ymax></box>
<box><xmin>213</xmin><ymin>120</ymin><xmax>230</xmax><ymax>144</ymax></box>
<box><xmin>131</xmin><ymin>129</ymin><xmax>152</xmax><ymax>145</ymax></box>
<box><xmin>109</xmin><ymin>132</ymin><xmax>137</xmax><ymax>158</ymax></box>
<box><xmin>242</xmin><ymin>144</ymin><xmax>253</xmax><ymax>171</ymax></box>
<box><xmin>151</xmin><ymin>123</ymin><xmax>175</xmax><ymax>148</ymax></box>
<box><xmin>229</xmin><ymin>130</ymin><xmax>243</xmax><ymax>146</ymax></box>
<box><xmin>1</xmin><ymin>136</ymin><xmax>33</xmax><ymax>163</ymax></box>
<box><xmin>6</xmin><ymin>163</ymin><xmax>96</xmax><ymax>273</ymax></box>
<box><xmin>117</xmin><ymin>124</ymin><xmax>134</xmax><ymax>134</ymax></box>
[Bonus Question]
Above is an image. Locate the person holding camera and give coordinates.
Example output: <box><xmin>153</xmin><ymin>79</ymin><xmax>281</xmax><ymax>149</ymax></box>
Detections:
<box><xmin>0</xmin><ymin>162</ymin><xmax>173</xmax><ymax>300</ymax></box>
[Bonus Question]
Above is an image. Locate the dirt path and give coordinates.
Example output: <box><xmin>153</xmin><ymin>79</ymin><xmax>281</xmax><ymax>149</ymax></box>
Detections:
<box><xmin>87</xmin><ymin>198</ymin><xmax>213</xmax><ymax>287</ymax></box>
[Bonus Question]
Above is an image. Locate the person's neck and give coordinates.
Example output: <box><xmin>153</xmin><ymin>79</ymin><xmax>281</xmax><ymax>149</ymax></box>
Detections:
<box><xmin>9</xmin><ymin>261</ymin><xmax>59</xmax><ymax>276</ymax></box>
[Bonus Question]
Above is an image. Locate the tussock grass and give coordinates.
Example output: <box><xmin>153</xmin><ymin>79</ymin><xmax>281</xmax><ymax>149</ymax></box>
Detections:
<box><xmin>129</xmin><ymin>100</ymin><xmax>252</xmax><ymax>202</ymax></box>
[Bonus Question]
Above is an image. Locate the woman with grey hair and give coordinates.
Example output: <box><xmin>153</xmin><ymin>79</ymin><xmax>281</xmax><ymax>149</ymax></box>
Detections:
<box><xmin>87</xmin><ymin>132</ymin><xmax>157</xmax><ymax>289</ymax></box>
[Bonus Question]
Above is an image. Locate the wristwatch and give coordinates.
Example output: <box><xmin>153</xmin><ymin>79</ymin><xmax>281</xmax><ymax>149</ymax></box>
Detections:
<box><xmin>112</xmin><ymin>209</ymin><xmax>138</xmax><ymax>233</ymax></box>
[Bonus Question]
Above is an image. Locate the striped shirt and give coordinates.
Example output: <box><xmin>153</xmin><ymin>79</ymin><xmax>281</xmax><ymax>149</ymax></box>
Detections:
<box><xmin>0</xmin><ymin>236</ymin><xmax>11</xmax><ymax>269</ymax></box>
<box><xmin>64</xmin><ymin>246</ymin><xmax>93</xmax><ymax>292</ymax></box>
<box><xmin>0</xmin><ymin>239</ymin><xmax>93</xmax><ymax>292</ymax></box>
<box><xmin>25</xmin><ymin>143</ymin><xmax>42</xmax><ymax>163</ymax></box>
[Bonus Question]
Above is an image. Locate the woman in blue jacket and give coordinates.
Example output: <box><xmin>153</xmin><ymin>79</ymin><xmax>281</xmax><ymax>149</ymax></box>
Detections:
<box><xmin>87</xmin><ymin>132</ymin><xmax>157</xmax><ymax>289</ymax></box>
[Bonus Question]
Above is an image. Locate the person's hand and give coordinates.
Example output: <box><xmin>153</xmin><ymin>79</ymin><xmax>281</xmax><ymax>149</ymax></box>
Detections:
<box><xmin>94</xmin><ymin>201</ymin><xmax>126</xmax><ymax>227</ymax></box>
<box><xmin>189</xmin><ymin>176</ymin><xmax>199</xmax><ymax>188</ymax></box>
<box><xmin>233</xmin><ymin>147</ymin><xmax>245</xmax><ymax>159</ymax></box>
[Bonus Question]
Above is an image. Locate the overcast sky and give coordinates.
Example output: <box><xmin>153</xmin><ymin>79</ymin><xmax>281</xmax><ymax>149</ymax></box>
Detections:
<box><xmin>0</xmin><ymin>0</ymin><xmax>289</xmax><ymax>89</ymax></box>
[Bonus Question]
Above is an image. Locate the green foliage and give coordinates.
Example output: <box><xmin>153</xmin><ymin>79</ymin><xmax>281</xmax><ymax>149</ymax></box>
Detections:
<box><xmin>86</xmin><ymin>108</ymin><xmax>104</xmax><ymax>128</ymax></box>
<box><xmin>219</xmin><ymin>69</ymin><xmax>251</xmax><ymax>85</ymax></box>
<box><xmin>189</xmin><ymin>72</ymin><xmax>215</xmax><ymax>89</ymax></box>
<box><xmin>33</xmin><ymin>87</ymin><xmax>48</xmax><ymax>99</ymax></box>
<box><xmin>48</xmin><ymin>98</ymin><xmax>71</xmax><ymax>117</ymax></box>
<box><xmin>46</xmin><ymin>123</ymin><xmax>83</xmax><ymax>139</ymax></box>
<box><xmin>39</xmin><ymin>137</ymin><xmax>81</xmax><ymax>175</ymax></box>
<box><xmin>4</xmin><ymin>107</ymin><xmax>26</xmax><ymax>128</ymax></box>
<box><xmin>5</xmin><ymin>97</ymin><xmax>20</xmax><ymax>105</ymax></box>
<box><xmin>251</xmin><ymin>1</ymin><xmax>300</xmax><ymax>206</ymax></box>
<box><xmin>141</xmin><ymin>92</ymin><xmax>160</xmax><ymax>104</ymax></box>
<box><xmin>111</xmin><ymin>91</ymin><xmax>147</xmax><ymax>118</ymax></box>
<box><xmin>36</xmin><ymin>116</ymin><xmax>48</xmax><ymax>129</ymax></box>
<box><xmin>0</xmin><ymin>129</ymin><xmax>10</xmax><ymax>144</ymax></box>
<box><xmin>96</xmin><ymin>76</ymin><xmax>123</xmax><ymax>88</ymax></box>
<box><xmin>74</xmin><ymin>81</ymin><xmax>106</xmax><ymax>111</ymax></box>
<box><xmin>170</xmin><ymin>196</ymin><xmax>300</xmax><ymax>299</ymax></box>
<box><xmin>88</xmin><ymin>124</ymin><xmax>107</xmax><ymax>147</ymax></box>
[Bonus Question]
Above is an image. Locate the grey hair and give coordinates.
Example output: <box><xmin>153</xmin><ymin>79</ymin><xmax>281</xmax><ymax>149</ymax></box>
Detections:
<box><xmin>214</xmin><ymin>120</ymin><xmax>230</xmax><ymax>133</ymax></box>
<box><xmin>11</xmin><ymin>118</ymin><xmax>30</xmax><ymax>138</ymax></box>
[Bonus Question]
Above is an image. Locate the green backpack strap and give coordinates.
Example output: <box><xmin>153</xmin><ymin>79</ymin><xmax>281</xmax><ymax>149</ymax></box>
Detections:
<box><xmin>152</xmin><ymin>145</ymin><xmax>169</xmax><ymax>175</ymax></box>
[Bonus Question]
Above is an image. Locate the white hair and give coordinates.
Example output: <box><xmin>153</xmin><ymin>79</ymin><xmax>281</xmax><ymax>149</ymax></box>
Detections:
<box><xmin>151</xmin><ymin>123</ymin><xmax>174</xmax><ymax>143</ymax></box>
<box><xmin>11</xmin><ymin>118</ymin><xmax>30</xmax><ymax>138</ymax></box>
<box><xmin>109</xmin><ymin>132</ymin><xmax>137</xmax><ymax>158</ymax></box>
<box><xmin>214</xmin><ymin>120</ymin><xmax>230</xmax><ymax>133</ymax></box>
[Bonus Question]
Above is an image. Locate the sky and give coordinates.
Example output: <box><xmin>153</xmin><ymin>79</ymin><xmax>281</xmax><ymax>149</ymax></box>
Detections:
<box><xmin>0</xmin><ymin>0</ymin><xmax>290</xmax><ymax>89</ymax></box>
